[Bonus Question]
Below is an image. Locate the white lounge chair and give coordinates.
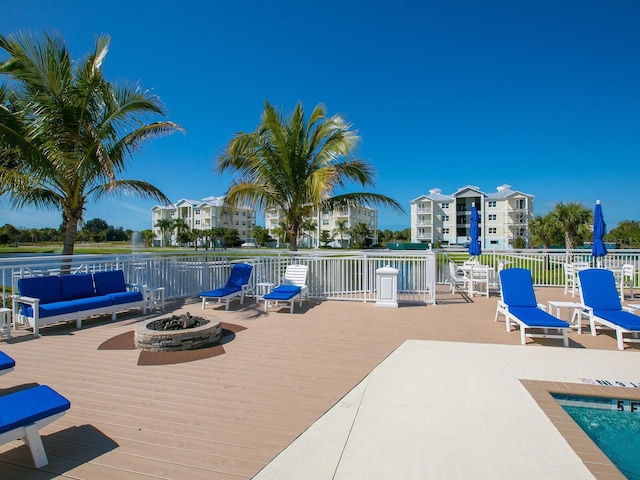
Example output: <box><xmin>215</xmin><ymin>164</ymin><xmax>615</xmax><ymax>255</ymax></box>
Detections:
<box><xmin>264</xmin><ymin>264</ymin><xmax>309</xmax><ymax>313</ymax></box>
<box><xmin>579</xmin><ymin>268</ymin><xmax>640</xmax><ymax>350</ymax></box>
<box><xmin>497</xmin><ymin>268</ymin><xmax>570</xmax><ymax>346</ymax></box>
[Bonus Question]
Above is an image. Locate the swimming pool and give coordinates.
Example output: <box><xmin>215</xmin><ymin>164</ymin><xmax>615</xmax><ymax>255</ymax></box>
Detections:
<box><xmin>554</xmin><ymin>394</ymin><xmax>640</xmax><ymax>479</ymax></box>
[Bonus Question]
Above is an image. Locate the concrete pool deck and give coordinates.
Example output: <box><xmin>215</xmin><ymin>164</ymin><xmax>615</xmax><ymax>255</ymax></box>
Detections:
<box><xmin>255</xmin><ymin>340</ymin><xmax>637</xmax><ymax>479</ymax></box>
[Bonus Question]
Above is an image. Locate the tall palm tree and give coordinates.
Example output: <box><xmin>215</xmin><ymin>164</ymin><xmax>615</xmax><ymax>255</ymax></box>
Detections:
<box><xmin>216</xmin><ymin>101</ymin><xmax>404</xmax><ymax>251</ymax></box>
<box><xmin>0</xmin><ymin>31</ymin><xmax>182</xmax><ymax>255</ymax></box>
<box><xmin>333</xmin><ymin>218</ymin><xmax>349</xmax><ymax>248</ymax></box>
<box><xmin>172</xmin><ymin>217</ymin><xmax>190</xmax><ymax>245</ymax></box>
<box><xmin>301</xmin><ymin>218</ymin><xmax>317</xmax><ymax>248</ymax></box>
<box><xmin>154</xmin><ymin>218</ymin><xmax>174</xmax><ymax>247</ymax></box>
<box><xmin>549</xmin><ymin>202</ymin><xmax>593</xmax><ymax>251</ymax></box>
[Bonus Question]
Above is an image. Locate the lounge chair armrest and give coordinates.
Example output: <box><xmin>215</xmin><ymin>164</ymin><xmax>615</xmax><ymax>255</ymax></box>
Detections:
<box><xmin>12</xmin><ymin>294</ymin><xmax>39</xmax><ymax>306</ymax></box>
<box><xmin>536</xmin><ymin>303</ymin><xmax>547</xmax><ymax>311</ymax></box>
<box><xmin>622</xmin><ymin>306</ymin><xmax>635</xmax><ymax>313</ymax></box>
<box><xmin>126</xmin><ymin>283</ymin><xmax>144</xmax><ymax>292</ymax></box>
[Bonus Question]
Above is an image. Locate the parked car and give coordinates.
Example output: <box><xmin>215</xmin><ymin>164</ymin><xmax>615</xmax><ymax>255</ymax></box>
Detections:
<box><xmin>241</xmin><ymin>242</ymin><xmax>257</xmax><ymax>248</ymax></box>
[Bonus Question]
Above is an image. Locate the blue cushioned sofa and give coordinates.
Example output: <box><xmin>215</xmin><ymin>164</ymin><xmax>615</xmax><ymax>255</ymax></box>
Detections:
<box><xmin>12</xmin><ymin>270</ymin><xmax>146</xmax><ymax>337</ymax></box>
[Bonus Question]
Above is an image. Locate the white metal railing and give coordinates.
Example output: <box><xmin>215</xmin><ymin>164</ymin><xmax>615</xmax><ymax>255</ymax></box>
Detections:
<box><xmin>0</xmin><ymin>251</ymin><xmax>437</xmax><ymax>307</ymax></box>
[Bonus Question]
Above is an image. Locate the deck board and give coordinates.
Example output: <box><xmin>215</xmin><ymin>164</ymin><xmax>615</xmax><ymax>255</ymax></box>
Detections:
<box><xmin>0</xmin><ymin>287</ymin><xmax>633</xmax><ymax>479</ymax></box>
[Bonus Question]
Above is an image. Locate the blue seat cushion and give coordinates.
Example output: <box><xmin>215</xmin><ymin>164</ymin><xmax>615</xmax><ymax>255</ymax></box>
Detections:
<box><xmin>105</xmin><ymin>291</ymin><xmax>143</xmax><ymax>306</ymax></box>
<box><xmin>579</xmin><ymin>269</ymin><xmax>622</xmax><ymax>310</ymax></box>
<box><xmin>225</xmin><ymin>264</ymin><xmax>253</xmax><ymax>288</ymax></box>
<box><xmin>0</xmin><ymin>351</ymin><xmax>15</xmax><ymax>371</ymax></box>
<box><xmin>593</xmin><ymin>309</ymin><xmax>640</xmax><ymax>331</ymax></box>
<box><xmin>499</xmin><ymin>269</ymin><xmax>537</xmax><ymax>307</ymax></box>
<box><xmin>24</xmin><ymin>301</ymin><xmax>78</xmax><ymax>319</ymax></box>
<box><xmin>200</xmin><ymin>286</ymin><xmax>242</xmax><ymax>298</ymax></box>
<box><xmin>93</xmin><ymin>271</ymin><xmax>127</xmax><ymax>296</ymax></box>
<box><xmin>509</xmin><ymin>307</ymin><xmax>569</xmax><ymax>328</ymax></box>
<box><xmin>74</xmin><ymin>296</ymin><xmax>113</xmax><ymax>311</ymax></box>
<box><xmin>0</xmin><ymin>385</ymin><xmax>70</xmax><ymax>435</ymax></box>
<box><xmin>60</xmin><ymin>274</ymin><xmax>96</xmax><ymax>301</ymax></box>
<box><xmin>264</xmin><ymin>285</ymin><xmax>301</xmax><ymax>301</ymax></box>
<box><xmin>17</xmin><ymin>276</ymin><xmax>62</xmax><ymax>304</ymax></box>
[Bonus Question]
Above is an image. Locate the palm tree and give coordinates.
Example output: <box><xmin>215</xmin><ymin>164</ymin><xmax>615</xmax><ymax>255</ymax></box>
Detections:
<box><xmin>350</xmin><ymin>222</ymin><xmax>371</xmax><ymax>249</ymax></box>
<box><xmin>0</xmin><ymin>32</ymin><xmax>182</xmax><ymax>255</ymax></box>
<box><xmin>530</xmin><ymin>214</ymin><xmax>562</xmax><ymax>250</ymax></box>
<box><xmin>155</xmin><ymin>218</ymin><xmax>174</xmax><ymax>247</ymax></box>
<box><xmin>301</xmin><ymin>218</ymin><xmax>318</xmax><ymax>248</ymax></box>
<box><xmin>172</xmin><ymin>217</ymin><xmax>190</xmax><ymax>245</ymax></box>
<box><xmin>549</xmin><ymin>202</ymin><xmax>593</xmax><ymax>251</ymax></box>
<box><xmin>333</xmin><ymin>218</ymin><xmax>349</xmax><ymax>248</ymax></box>
<box><xmin>216</xmin><ymin>101</ymin><xmax>404</xmax><ymax>251</ymax></box>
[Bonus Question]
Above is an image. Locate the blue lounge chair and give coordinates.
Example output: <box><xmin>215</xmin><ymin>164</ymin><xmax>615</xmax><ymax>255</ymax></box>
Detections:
<box><xmin>0</xmin><ymin>351</ymin><xmax>15</xmax><ymax>376</ymax></box>
<box><xmin>497</xmin><ymin>268</ymin><xmax>570</xmax><ymax>346</ymax></box>
<box><xmin>200</xmin><ymin>263</ymin><xmax>254</xmax><ymax>310</ymax></box>
<box><xmin>263</xmin><ymin>264</ymin><xmax>308</xmax><ymax>313</ymax></box>
<box><xmin>578</xmin><ymin>268</ymin><xmax>640</xmax><ymax>350</ymax></box>
<box><xmin>0</xmin><ymin>385</ymin><xmax>71</xmax><ymax>468</ymax></box>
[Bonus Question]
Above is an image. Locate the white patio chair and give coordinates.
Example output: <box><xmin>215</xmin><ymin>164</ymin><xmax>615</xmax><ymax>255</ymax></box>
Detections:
<box><xmin>448</xmin><ymin>261</ymin><xmax>468</xmax><ymax>294</ymax></box>
<box><xmin>620</xmin><ymin>264</ymin><xmax>636</xmax><ymax>301</ymax></box>
<box><xmin>563</xmin><ymin>263</ymin><xmax>577</xmax><ymax>297</ymax></box>
<box><xmin>469</xmin><ymin>265</ymin><xmax>490</xmax><ymax>298</ymax></box>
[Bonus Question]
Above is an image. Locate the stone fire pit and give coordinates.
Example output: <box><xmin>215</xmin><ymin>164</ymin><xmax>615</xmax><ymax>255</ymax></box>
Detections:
<box><xmin>134</xmin><ymin>313</ymin><xmax>222</xmax><ymax>352</ymax></box>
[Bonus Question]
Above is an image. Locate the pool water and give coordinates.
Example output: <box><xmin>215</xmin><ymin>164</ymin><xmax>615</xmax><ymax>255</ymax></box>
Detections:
<box><xmin>554</xmin><ymin>394</ymin><xmax>640</xmax><ymax>479</ymax></box>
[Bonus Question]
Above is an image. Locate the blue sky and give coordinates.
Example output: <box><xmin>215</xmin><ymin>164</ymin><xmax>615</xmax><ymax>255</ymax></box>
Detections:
<box><xmin>1</xmin><ymin>0</ymin><xmax>639</xmax><ymax>232</ymax></box>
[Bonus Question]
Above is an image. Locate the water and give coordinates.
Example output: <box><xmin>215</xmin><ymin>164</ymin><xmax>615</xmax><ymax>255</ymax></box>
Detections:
<box><xmin>555</xmin><ymin>394</ymin><xmax>640</xmax><ymax>479</ymax></box>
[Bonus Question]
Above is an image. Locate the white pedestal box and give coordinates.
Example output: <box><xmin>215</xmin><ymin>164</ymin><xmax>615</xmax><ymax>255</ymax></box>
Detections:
<box><xmin>376</xmin><ymin>266</ymin><xmax>399</xmax><ymax>308</ymax></box>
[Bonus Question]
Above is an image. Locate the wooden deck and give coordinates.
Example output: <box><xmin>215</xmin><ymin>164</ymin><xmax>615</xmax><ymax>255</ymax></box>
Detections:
<box><xmin>0</xmin><ymin>286</ymin><xmax>635</xmax><ymax>479</ymax></box>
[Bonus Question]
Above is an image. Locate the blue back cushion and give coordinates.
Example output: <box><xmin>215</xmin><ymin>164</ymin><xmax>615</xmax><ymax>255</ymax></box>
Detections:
<box><xmin>93</xmin><ymin>270</ymin><xmax>127</xmax><ymax>296</ymax></box>
<box><xmin>579</xmin><ymin>269</ymin><xmax>621</xmax><ymax>310</ymax></box>
<box><xmin>499</xmin><ymin>268</ymin><xmax>537</xmax><ymax>307</ymax></box>
<box><xmin>59</xmin><ymin>274</ymin><xmax>96</xmax><ymax>301</ymax></box>
<box><xmin>17</xmin><ymin>276</ymin><xmax>62</xmax><ymax>304</ymax></box>
<box><xmin>226</xmin><ymin>263</ymin><xmax>253</xmax><ymax>287</ymax></box>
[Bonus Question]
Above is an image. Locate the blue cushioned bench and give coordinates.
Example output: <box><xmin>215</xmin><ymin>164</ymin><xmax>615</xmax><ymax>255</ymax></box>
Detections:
<box><xmin>0</xmin><ymin>385</ymin><xmax>71</xmax><ymax>468</ymax></box>
<box><xmin>12</xmin><ymin>270</ymin><xmax>146</xmax><ymax>337</ymax></box>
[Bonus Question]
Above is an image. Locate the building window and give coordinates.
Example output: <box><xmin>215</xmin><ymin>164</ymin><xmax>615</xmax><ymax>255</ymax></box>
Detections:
<box><xmin>323</xmin><ymin>219</ymin><xmax>329</xmax><ymax>226</ymax></box>
<box><xmin>488</xmin><ymin>201</ymin><xmax>497</xmax><ymax>208</ymax></box>
<box><xmin>195</xmin><ymin>220</ymin><xmax>200</xmax><ymax>225</ymax></box>
<box><xmin>443</xmin><ymin>228</ymin><xmax>450</xmax><ymax>234</ymax></box>
<box><xmin>442</xmin><ymin>215</ymin><xmax>449</xmax><ymax>222</ymax></box>
<box><xmin>441</xmin><ymin>202</ymin><xmax>449</xmax><ymax>209</ymax></box>
<box><xmin>490</xmin><ymin>240</ymin><xmax>499</xmax><ymax>245</ymax></box>
<box><xmin>488</xmin><ymin>227</ymin><xmax>497</xmax><ymax>234</ymax></box>
<box><xmin>194</xmin><ymin>209</ymin><xmax>200</xmax><ymax>215</ymax></box>
<box><xmin>242</xmin><ymin>211</ymin><xmax>246</xmax><ymax>216</ymax></box>
<box><xmin>235</xmin><ymin>221</ymin><xmax>239</xmax><ymax>226</ymax></box>
<box><xmin>488</xmin><ymin>214</ymin><xmax>497</xmax><ymax>221</ymax></box>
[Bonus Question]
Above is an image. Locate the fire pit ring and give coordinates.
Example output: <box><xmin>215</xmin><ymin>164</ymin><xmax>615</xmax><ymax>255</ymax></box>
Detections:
<box><xmin>134</xmin><ymin>314</ymin><xmax>222</xmax><ymax>352</ymax></box>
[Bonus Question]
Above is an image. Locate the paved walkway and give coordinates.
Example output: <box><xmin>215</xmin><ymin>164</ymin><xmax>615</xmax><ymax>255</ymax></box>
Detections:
<box><xmin>255</xmin><ymin>340</ymin><xmax>639</xmax><ymax>479</ymax></box>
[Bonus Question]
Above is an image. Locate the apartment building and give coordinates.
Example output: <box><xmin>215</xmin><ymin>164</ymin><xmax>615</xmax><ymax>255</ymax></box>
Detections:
<box><xmin>410</xmin><ymin>185</ymin><xmax>533</xmax><ymax>249</ymax></box>
<box><xmin>151</xmin><ymin>196</ymin><xmax>256</xmax><ymax>246</ymax></box>
<box><xmin>265</xmin><ymin>205</ymin><xmax>379</xmax><ymax>248</ymax></box>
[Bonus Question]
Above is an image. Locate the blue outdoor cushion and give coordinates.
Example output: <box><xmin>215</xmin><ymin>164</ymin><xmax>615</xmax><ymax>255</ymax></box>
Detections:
<box><xmin>200</xmin><ymin>286</ymin><xmax>242</xmax><ymax>298</ymax></box>
<box><xmin>0</xmin><ymin>351</ymin><xmax>15</xmax><ymax>371</ymax></box>
<box><xmin>105</xmin><ymin>291</ymin><xmax>143</xmax><ymax>306</ymax></box>
<box><xmin>93</xmin><ymin>270</ymin><xmax>127</xmax><ymax>296</ymax></box>
<box><xmin>226</xmin><ymin>264</ymin><xmax>253</xmax><ymax>288</ymax></box>
<box><xmin>0</xmin><ymin>385</ymin><xmax>70</xmax><ymax>435</ymax></box>
<box><xmin>59</xmin><ymin>274</ymin><xmax>96</xmax><ymax>301</ymax></box>
<box><xmin>579</xmin><ymin>269</ymin><xmax>622</xmax><ymax>311</ymax></box>
<box><xmin>264</xmin><ymin>285</ymin><xmax>301</xmax><ymax>301</ymax></box>
<box><xmin>499</xmin><ymin>268</ymin><xmax>537</xmax><ymax>307</ymax></box>
<box><xmin>509</xmin><ymin>307</ymin><xmax>570</xmax><ymax>328</ymax></box>
<box><xmin>593</xmin><ymin>309</ymin><xmax>640</xmax><ymax>331</ymax></box>
<box><xmin>18</xmin><ymin>276</ymin><xmax>62</xmax><ymax>304</ymax></box>
<box><xmin>30</xmin><ymin>301</ymin><xmax>78</xmax><ymax>319</ymax></box>
<box><xmin>74</xmin><ymin>296</ymin><xmax>113</xmax><ymax>311</ymax></box>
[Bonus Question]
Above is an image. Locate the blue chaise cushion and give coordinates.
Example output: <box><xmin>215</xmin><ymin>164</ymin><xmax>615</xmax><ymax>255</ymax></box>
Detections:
<box><xmin>578</xmin><ymin>269</ymin><xmax>622</xmax><ymax>311</ymax></box>
<box><xmin>225</xmin><ymin>263</ymin><xmax>253</xmax><ymax>288</ymax></box>
<box><xmin>0</xmin><ymin>351</ymin><xmax>15</xmax><ymax>371</ymax></box>
<box><xmin>509</xmin><ymin>307</ymin><xmax>569</xmax><ymax>328</ymax></box>
<box><xmin>17</xmin><ymin>276</ymin><xmax>62</xmax><ymax>304</ymax></box>
<box><xmin>593</xmin><ymin>310</ymin><xmax>640</xmax><ymax>331</ymax></box>
<box><xmin>59</xmin><ymin>274</ymin><xmax>96</xmax><ymax>301</ymax></box>
<box><xmin>0</xmin><ymin>385</ymin><xmax>70</xmax><ymax>435</ymax></box>
<box><xmin>200</xmin><ymin>286</ymin><xmax>242</xmax><ymax>298</ymax></box>
<box><xmin>264</xmin><ymin>285</ymin><xmax>301</xmax><ymax>301</ymax></box>
<box><xmin>499</xmin><ymin>268</ymin><xmax>537</xmax><ymax>307</ymax></box>
<box><xmin>93</xmin><ymin>270</ymin><xmax>127</xmax><ymax>296</ymax></box>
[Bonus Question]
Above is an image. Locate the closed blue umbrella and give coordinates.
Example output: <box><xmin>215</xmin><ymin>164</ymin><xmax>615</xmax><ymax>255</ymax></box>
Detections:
<box><xmin>592</xmin><ymin>200</ymin><xmax>607</xmax><ymax>265</ymax></box>
<box><xmin>468</xmin><ymin>202</ymin><xmax>482</xmax><ymax>257</ymax></box>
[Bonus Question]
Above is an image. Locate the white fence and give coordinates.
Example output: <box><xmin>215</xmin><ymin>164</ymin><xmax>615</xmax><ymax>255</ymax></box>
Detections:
<box><xmin>0</xmin><ymin>251</ymin><xmax>437</xmax><ymax>307</ymax></box>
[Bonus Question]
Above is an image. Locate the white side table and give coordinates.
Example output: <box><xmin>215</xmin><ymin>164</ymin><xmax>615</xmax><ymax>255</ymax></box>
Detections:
<box><xmin>548</xmin><ymin>300</ymin><xmax>586</xmax><ymax>333</ymax></box>
<box><xmin>0</xmin><ymin>307</ymin><xmax>12</xmax><ymax>340</ymax></box>
<box><xmin>145</xmin><ymin>287</ymin><xmax>165</xmax><ymax>311</ymax></box>
<box><xmin>255</xmin><ymin>282</ymin><xmax>274</xmax><ymax>301</ymax></box>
